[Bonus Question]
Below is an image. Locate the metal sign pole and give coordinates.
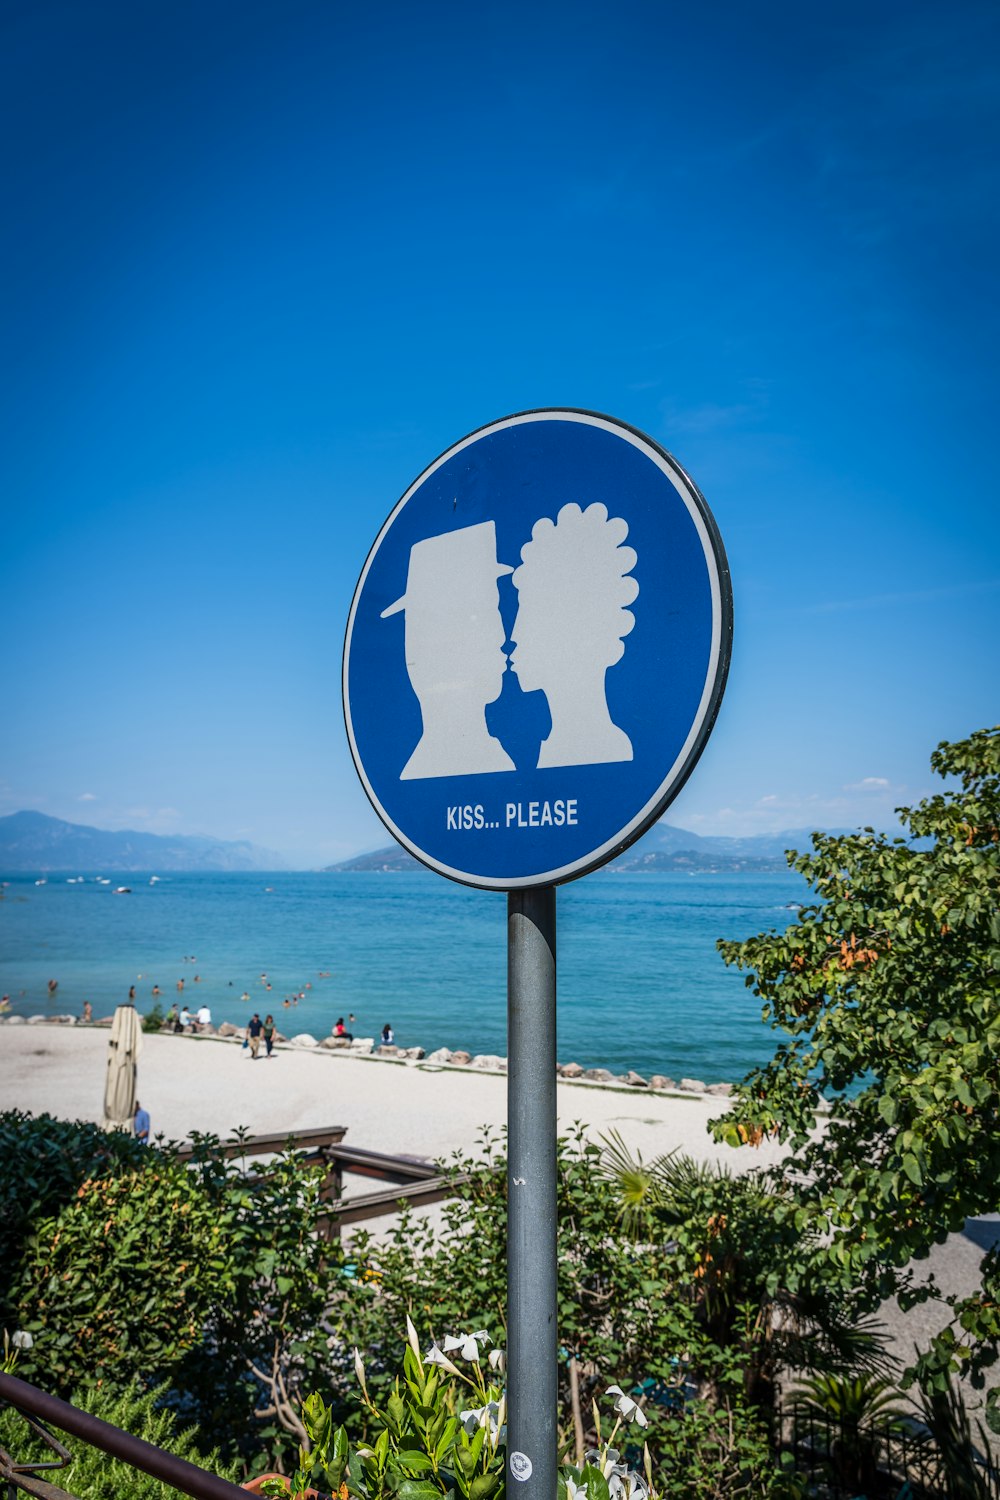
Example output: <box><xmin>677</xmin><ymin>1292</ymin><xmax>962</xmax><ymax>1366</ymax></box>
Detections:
<box><xmin>506</xmin><ymin>887</ymin><xmax>558</xmax><ymax>1497</ymax></box>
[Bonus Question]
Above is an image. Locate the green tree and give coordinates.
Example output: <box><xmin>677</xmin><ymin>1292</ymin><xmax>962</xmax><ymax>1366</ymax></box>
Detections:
<box><xmin>712</xmin><ymin>726</ymin><xmax>1000</xmax><ymax>1418</ymax></box>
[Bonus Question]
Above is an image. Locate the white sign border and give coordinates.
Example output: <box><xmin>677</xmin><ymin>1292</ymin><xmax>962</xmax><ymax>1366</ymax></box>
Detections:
<box><xmin>342</xmin><ymin>408</ymin><xmax>733</xmax><ymax>890</ymax></box>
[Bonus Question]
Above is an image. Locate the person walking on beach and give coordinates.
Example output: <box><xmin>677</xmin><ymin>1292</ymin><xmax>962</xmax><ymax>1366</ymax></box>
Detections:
<box><xmin>246</xmin><ymin>1012</ymin><xmax>263</xmax><ymax>1059</ymax></box>
<box><xmin>134</xmin><ymin>1100</ymin><xmax>150</xmax><ymax>1143</ymax></box>
<box><xmin>263</xmin><ymin>1014</ymin><xmax>275</xmax><ymax>1058</ymax></box>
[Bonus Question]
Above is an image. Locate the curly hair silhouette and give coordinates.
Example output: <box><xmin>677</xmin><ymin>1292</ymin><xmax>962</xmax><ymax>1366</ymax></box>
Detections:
<box><xmin>511</xmin><ymin>501</ymin><xmax>638</xmax><ymax>768</ymax></box>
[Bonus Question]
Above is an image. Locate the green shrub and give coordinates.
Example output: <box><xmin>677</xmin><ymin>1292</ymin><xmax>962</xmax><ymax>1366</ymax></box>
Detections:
<box><xmin>0</xmin><ymin>1110</ymin><xmax>146</xmax><ymax>1325</ymax></box>
<box><xmin>5</xmin><ymin>1116</ymin><xmax>349</xmax><ymax>1474</ymax></box>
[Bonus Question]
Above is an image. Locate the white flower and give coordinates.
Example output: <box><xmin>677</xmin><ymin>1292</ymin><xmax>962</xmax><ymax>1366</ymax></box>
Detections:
<box><xmin>442</xmin><ymin>1329</ymin><xmax>491</xmax><ymax>1362</ymax></box>
<box><xmin>353</xmin><ymin>1346</ymin><xmax>369</xmax><ymax>1398</ymax></box>
<box><xmin>586</xmin><ymin>1446</ymin><xmax>624</xmax><ymax>1480</ymax></box>
<box><xmin>488</xmin><ymin>1347</ymin><xmax>506</xmax><ymax>1373</ymax></box>
<box><xmin>606</xmin><ymin>1385</ymin><xmax>648</xmax><ymax>1427</ymax></box>
<box><xmin>424</xmin><ymin>1343</ymin><xmax>463</xmax><ymax>1375</ymax></box>
<box><xmin>564</xmin><ymin>1477</ymin><xmax>589</xmax><ymax>1500</ymax></box>
<box><xmin>609</xmin><ymin>1472</ymin><xmax>649</xmax><ymax>1500</ymax></box>
<box><xmin>584</xmin><ymin>1447</ymin><xmax>648</xmax><ymax>1500</ymax></box>
<box><xmin>459</xmin><ymin>1400</ymin><xmax>505</xmax><ymax>1443</ymax></box>
<box><xmin>12</xmin><ymin>1331</ymin><xmax>33</xmax><ymax>1350</ymax></box>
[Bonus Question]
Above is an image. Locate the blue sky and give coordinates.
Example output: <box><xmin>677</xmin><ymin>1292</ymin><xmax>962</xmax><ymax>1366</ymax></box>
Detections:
<box><xmin>3</xmin><ymin>0</ymin><xmax>997</xmax><ymax>867</ymax></box>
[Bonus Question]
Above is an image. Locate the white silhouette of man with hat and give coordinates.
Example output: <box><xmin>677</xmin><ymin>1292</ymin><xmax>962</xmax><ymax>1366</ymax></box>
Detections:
<box><xmin>381</xmin><ymin>521</ymin><xmax>516</xmax><ymax>779</ymax></box>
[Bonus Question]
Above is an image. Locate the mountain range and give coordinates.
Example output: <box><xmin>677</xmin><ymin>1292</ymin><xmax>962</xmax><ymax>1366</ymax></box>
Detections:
<box><xmin>0</xmin><ymin>811</ymin><xmax>285</xmax><ymax>873</ymax></box>
<box><xmin>327</xmin><ymin>821</ymin><xmax>846</xmax><ymax>874</ymax></box>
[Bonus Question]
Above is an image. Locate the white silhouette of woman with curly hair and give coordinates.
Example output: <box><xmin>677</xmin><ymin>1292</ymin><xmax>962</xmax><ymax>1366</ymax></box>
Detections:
<box><xmin>510</xmin><ymin>501</ymin><xmax>639</xmax><ymax>768</ymax></box>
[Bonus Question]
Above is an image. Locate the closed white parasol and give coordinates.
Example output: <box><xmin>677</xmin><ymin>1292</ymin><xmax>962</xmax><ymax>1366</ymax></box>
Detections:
<box><xmin>103</xmin><ymin>1003</ymin><xmax>143</xmax><ymax>1131</ymax></box>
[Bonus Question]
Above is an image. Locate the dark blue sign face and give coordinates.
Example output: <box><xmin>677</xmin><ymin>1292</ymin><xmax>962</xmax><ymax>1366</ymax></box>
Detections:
<box><xmin>343</xmin><ymin>410</ymin><xmax>732</xmax><ymax>889</ymax></box>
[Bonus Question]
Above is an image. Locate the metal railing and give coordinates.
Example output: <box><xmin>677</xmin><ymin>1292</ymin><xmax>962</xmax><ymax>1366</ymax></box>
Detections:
<box><xmin>176</xmin><ymin>1127</ymin><xmax>475</xmax><ymax>1236</ymax></box>
<box><xmin>0</xmin><ymin>1372</ymin><xmax>248</xmax><ymax>1499</ymax></box>
<box><xmin>777</xmin><ymin>1402</ymin><xmax>942</xmax><ymax>1498</ymax></box>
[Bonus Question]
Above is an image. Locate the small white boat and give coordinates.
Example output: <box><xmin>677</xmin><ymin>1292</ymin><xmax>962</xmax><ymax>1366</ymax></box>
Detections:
<box><xmin>113</xmin><ymin>887</ymin><xmax>132</xmax><ymax>895</ymax></box>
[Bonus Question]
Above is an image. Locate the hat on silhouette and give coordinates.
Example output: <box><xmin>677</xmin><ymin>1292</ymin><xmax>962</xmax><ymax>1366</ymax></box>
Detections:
<box><xmin>381</xmin><ymin>521</ymin><xmax>513</xmax><ymax>618</ymax></box>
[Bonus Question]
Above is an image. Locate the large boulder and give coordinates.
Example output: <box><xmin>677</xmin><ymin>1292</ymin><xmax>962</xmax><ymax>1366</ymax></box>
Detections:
<box><xmin>621</xmin><ymin>1070</ymin><xmax>648</xmax><ymax>1088</ymax></box>
<box><xmin>403</xmin><ymin>1046</ymin><xmax>425</xmax><ymax>1060</ymax></box>
<box><xmin>424</xmin><ymin>1047</ymin><xmax>453</xmax><ymax>1065</ymax></box>
<box><xmin>450</xmin><ymin>1050</ymin><xmax>473</xmax><ymax>1066</ymax></box>
<box><xmin>319</xmin><ymin>1037</ymin><xmax>352</xmax><ymax>1050</ymax></box>
<box><xmin>648</xmin><ymin>1075</ymin><xmax>676</xmax><ymax>1091</ymax></box>
<box><xmin>217</xmin><ymin>1021</ymin><xmax>239</xmax><ymax>1038</ymax></box>
<box><xmin>583</xmin><ymin>1067</ymin><xmax>614</xmax><ymax>1084</ymax></box>
<box><xmin>559</xmin><ymin>1061</ymin><xmax>585</xmax><ymax>1078</ymax></box>
<box><xmin>471</xmin><ymin>1054</ymin><xmax>506</xmax><ymax>1072</ymax></box>
<box><xmin>705</xmin><ymin>1082</ymin><xmax>733</xmax><ymax>1097</ymax></box>
<box><xmin>376</xmin><ymin>1044</ymin><xmax>402</xmax><ymax>1057</ymax></box>
<box><xmin>291</xmin><ymin>1033</ymin><xmax>319</xmax><ymax>1048</ymax></box>
<box><xmin>350</xmin><ymin>1038</ymin><xmax>374</xmax><ymax>1054</ymax></box>
<box><xmin>679</xmin><ymin>1078</ymin><xmax>706</xmax><ymax>1093</ymax></box>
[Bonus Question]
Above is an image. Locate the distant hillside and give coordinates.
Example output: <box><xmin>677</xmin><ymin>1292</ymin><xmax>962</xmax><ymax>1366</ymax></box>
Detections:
<box><xmin>0</xmin><ymin>811</ymin><xmax>285</xmax><ymax>873</ymax></box>
<box><xmin>325</xmin><ymin>824</ymin><xmax>840</xmax><ymax>874</ymax></box>
<box><xmin>329</xmin><ymin>846</ymin><xmax>427</xmax><ymax>872</ymax></box>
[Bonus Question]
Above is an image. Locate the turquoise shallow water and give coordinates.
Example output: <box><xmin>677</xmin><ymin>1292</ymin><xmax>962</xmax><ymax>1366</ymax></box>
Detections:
<box><xmin>0</xmin><ymin>869</ymin><xmax>807</xmax><ymax>1082</ymax></box>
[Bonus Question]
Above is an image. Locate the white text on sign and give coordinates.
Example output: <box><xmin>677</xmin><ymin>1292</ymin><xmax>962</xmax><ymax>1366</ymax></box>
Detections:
<box><xmin>444</xmin><ymin>801</ymin><xmax>579</xmax><ymax>831</ymax></box>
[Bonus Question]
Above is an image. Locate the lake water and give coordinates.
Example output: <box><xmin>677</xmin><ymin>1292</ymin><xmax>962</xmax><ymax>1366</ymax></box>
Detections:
<box><xmin>0</xmin><ymin>869</ymin><xmax>808</xmax><ymax>1083</ymax></box>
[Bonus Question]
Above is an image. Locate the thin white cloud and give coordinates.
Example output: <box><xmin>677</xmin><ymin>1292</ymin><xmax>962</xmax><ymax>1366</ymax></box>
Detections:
<box><xmin>660</xmin><ymin>381</ymin><xmax>770</xmax><ymax>438</ymax></box>
<box><xmin>77</xmin><ymin>792</ymin><xmax>97</xmax><ymax>802</ymax></box>
<box><xmin>671</xmin><ymin>782</ymin><xmax>917</xmax><ymax>839</ymax></box>
<box><xmin>787</xmin><ymin>579</ymin><xmax>1000</xmax><ymax>617</ymax></box>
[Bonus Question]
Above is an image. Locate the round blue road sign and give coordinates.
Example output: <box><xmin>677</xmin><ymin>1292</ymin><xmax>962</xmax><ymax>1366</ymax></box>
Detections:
<box><xmin>343</xmin><ymin>409</ymin><xmax>732</xmax><ymax>890</ymax></box>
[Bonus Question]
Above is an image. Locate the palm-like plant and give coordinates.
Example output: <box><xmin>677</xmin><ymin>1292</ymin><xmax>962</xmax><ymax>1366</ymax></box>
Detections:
<box><xmin>788</xmin><ymin>1373</ymin><xmax>909</xmax><ymax>1492</ymax></box>
<box><xmin>599</xmin><ymin>1131</ymin><xmax>893</xmax><ymax>1410</ymax></box>
<box><xmin>910</xmin><ymin>1379</ymin><xmax>1000</xmax><ymax>1500</ymax></box>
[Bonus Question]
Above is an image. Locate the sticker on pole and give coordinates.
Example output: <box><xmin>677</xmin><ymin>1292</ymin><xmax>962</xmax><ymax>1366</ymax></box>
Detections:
<box><xmin>343</xmin><ymin>408</ymin><xmax>732</xmax><ymax>890</ymax></box>
<box><xmin>509</xmin><ymin>1452</ymin><xmax>533</xmax><ymax>1482</ymax></box>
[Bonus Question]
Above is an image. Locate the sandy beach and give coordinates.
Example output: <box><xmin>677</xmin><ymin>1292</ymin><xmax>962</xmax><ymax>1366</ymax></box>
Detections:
<box><xmin>4</xmin><ymin>1019</ymin><xmax>996</xmax><ymax>1397</ymax></box>
<box><xmin>0</xmin><ymin>1022</ymin><xmax>780</xmax><ymax>1170</ymax></box>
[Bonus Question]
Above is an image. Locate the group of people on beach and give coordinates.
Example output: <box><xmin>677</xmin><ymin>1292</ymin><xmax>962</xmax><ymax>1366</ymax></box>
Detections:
<box><xmin>164</xmin><ymin>1002</ymin><xmax>212</xmax><ymax>1032</ymax></box>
